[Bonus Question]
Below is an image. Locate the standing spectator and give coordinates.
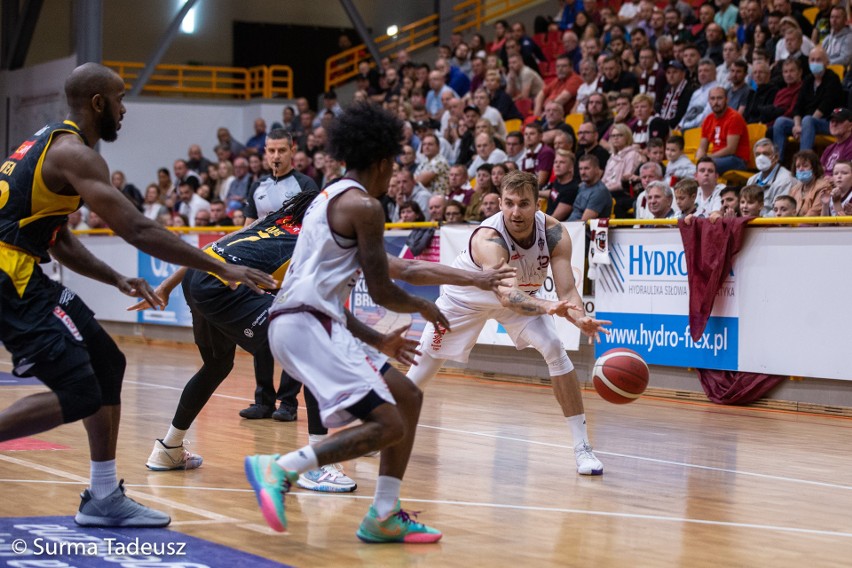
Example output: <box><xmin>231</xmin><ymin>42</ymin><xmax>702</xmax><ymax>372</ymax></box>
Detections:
<box><xmin>695</xmin><ymin>87</ymin><xmax>750</xmax><ymax>174</ymax></box>
<box><xmin>414</xmin><ymin>134</ymin><xmax>450</xmax><ymax>196</ymax></box>
<box><xmin>771</xmin><ymin>47</ymin><xmax>844</xmax><ymax>159</ymax></box>
<box><xmin>520</xmin><ymin>123</ymin><xmax>556</xmax><ymax>188</ymax></box>
<box><xmin>177</xmin><ymin>181</ymin><xmax>211</xmax><ymax>227</ymax></box>
<box><xmin>569</xmin><ymin>154</ymin><xmax>612</xmax><ymax>220</ymax></box>
<box><xmin>746</xmin><ymin>139</ymin><xmax>796</xmax><ymax>216</ymax></box>
<box><xmin>822</xmin><ymin>6</ymin><xmax>852</xmax><ymax>68</ymax></box>
<box><xmin>541</xmin><ymin>149</ymin><xmax>579</xmax><ymax>220</ymax></box>
<box><xmin>245</xmin><ymin>118</ymin><xmax>267</xmax><ymax>157</ymax></box>
<box><xmin>821</xmin><ymin>108</ymin><xmax>852</xmax><ymax>178</ymax></box>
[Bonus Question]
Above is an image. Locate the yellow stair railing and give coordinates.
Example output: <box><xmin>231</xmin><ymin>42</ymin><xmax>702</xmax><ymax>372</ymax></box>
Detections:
<box><xmin>452</xmin><ymin>0</ymin><xmax>548</xmax><ymax>35</ymax></box>
<box><xmin>104</xmin><ymin>61</ymin><xmax>294</xmax><ymax>100</ymax></box>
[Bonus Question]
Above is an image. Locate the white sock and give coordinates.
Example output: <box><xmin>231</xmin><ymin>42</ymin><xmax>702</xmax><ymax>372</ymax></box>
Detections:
<box><xmin>308</xmin><ymin>433</ymin><xmax>327</xmax><ymax>446</ymax></box>
<box><xmin>373</xmin><ymin>476</ymin><xmax>402</xmax><ymax>518</ymax></box>
<box><xmin>90</xmin><ymin>459</ymin><xmax>119</xmax><ymax>499</ymax></box>
<box><xmin>276</xmin><ymin>445</ymin><xmax>318</xmax><ymax>474</ymax></box>
<box><xmin>566</xmin><ymin>414</ymin><xmax>589</xmax><ymax>448</ymax></box>
<box><xmin>162</xmin><ymin>425</ymin><xmax>187</xmax><ymax>448</ymax></box>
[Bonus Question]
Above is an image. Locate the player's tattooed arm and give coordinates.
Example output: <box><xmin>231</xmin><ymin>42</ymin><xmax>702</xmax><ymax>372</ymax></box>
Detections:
<box><xmin>545</xmin><ymin>223</ymin><xmax>563</xmax><ymax>255</ymax></box>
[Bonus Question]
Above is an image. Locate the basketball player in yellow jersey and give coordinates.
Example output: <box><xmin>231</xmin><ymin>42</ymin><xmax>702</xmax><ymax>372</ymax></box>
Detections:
<box><xmin>0</xmin><ymin>63</ymin><xmax>275</xmax><ymax>527</ymax></box>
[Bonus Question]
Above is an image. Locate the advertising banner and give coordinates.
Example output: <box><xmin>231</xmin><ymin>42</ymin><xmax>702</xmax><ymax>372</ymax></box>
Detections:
<box><xmin>135</xmin><ymin>235</ymin><xmax>200</xmax><ymax>327</ymax></box>
<box><xmin>594</xmin><ymin>228</ymin><xmax>739</xmax><ymax>369</ymax></box>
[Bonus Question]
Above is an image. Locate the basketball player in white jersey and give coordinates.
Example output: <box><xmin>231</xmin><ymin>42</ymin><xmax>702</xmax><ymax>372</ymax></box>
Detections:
<box><xmin>245</xmin><ymin>103</ymin><xmax>449</xmax><ymax>543</ymax></box>
<box><xmin>407</xmin><ymin>170</ymin><xmax>612</xmax><ymax>475</ymax></box>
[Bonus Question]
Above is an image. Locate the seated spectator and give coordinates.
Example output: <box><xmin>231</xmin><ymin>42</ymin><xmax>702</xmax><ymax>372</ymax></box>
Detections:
<box><xmin>584</xmin><ymin>92</ymin><xmax>614</xmax><ymax>139</ymax></box>
<box><xmin>744</xmin><ymin>59</ymin><xmax>780</xmax><ymax>124</ymax></box>
<box><xmin>506</xmin><ymin>53</ymin><xmax>544</xmax><ymax>103</ymax></box>
<box><xmin>504</xmin><ymin>130</ymin><xmax>525</xmax><ymax>165</ymax></box>
<box><xmin>643</xmin><ymin>137</ymin><xmax>666</xmax><ymax>167</ymax></box>
<box><xmin>773</xmin><ymin>194</ymin><xmax>797</xmax><ymax>217</ymax></box>
<box><xmin>187</xmin><ymin>144</ymin><xmax>213</xmax><ymax>176</ymax></box>
<box><xmin>630</xmin><ymin>94</ymin><xmax>669</xmax><ymax>149</ymax></box>
<box><xmin>821</xmin><ymin>108</ymin><xmax>852</xmax><ymax>178</ymax></box>
<box><xmin>245</xmin><ymin>118</ymin><xmax>267</xmax><ymax>157</ymax></box>
<box><xmin>231</xmin><ymin>209</ymin><xmax>246</xmax><ymax>226</ymax></box>
<box><xmin>633</xmin><ymin>161</ymin><xmax>665</xmax><ymax>219</ymax></box>
<box><xmin>540</xmin><ymin>149</ymin><xmax>579</xmax><ymax>220</ymax></box>
<box><xmin>822</xmin><ymin>6</ymin><xmax>852</xmax><ymax>69</ymax></box>
<box><xmin>491</xmin><ymin>162</ymin><xmax>509</xmax><ymax>188</ymax></box>
<box><xmin>716</xmin><ymin>41</ymin><xmax>740</xmax><ymax>88</ymax></box>
<box><xmin>569</xmin><ymin>154</ymin><xmax>612</xmax><ymax>220</ymax></box>
<box><xmin>664</xmin><ymin>135</ymin><xmax>696</xmax><ymax>183</ymax></box>
<box><xmin>725</xmin><ymin>60</ymin><xmax>752</xmax><ymax>115</ymax></box>
<box><xmin>576</xmin><ymin>120</ymin><xmax>611</xmax><ymax>174</ymax></box>
<box><xmin>674</xmin><ymin>178</ymin><xmax>699</xmax><ymax>217</ymax></box>
<box><xmin>600</xmin><ymin>55</ymin><xmax>640</xmax><ymax>97</ymax></box>
<box><xmin>466</xmin><ymin>164</ymin><xmax>497</xmax><ymax>221</ymax></box>
<box><xmin>446</xmin><ymin>164</ymin><xmax>474</xmax><ymax>205</ymax></box>
<box><xmin>426</xmin><ymin>70</ymin><xmax>458</xmax><ymax>120</ymax></box>
<box><xmin>602</xmin><ymin>123</ymin><xmax>644</xmax><ymax>217</ymax></box>
<box><xmin>820</xmin><ymin>160</ymin><xmax>852</xmax><ymax>216</ymax></box>
<box><xmin>176</xmin><ymin>181</ymin><xmax>211</xmax><ymax>227</ymax></box>
<box><xmin>453</xmin><ymin>105</ymin><xmax>481</xmax><ymax>167</ymax></box>
<box><xmin>313</xmin><ymin>90</ymin><xmax>343</xmax><ymax>128</ymax></box>
<box><xmin>427</xmin><ymin>195</ymin><xmax>447</xmax><ymax>222</ymax></box>
<box><xmin>636</xmin><ymin>46</ymin><xmax>667</xmax><ymax>103</ymax></box>
<box><xmin>766</xmin><ymin>57</ymin><xmax>804</xmax><ymax>129</ymax></box>
<box><xmin>110</xmin><ymin>170</ymin><xmax>143</xmax><ymax>211</ymax></box>
<box><xmin>436</xmin><ymin>57</ymin><xmax>471</xmax><ymax>99</ymax></box>
<box><xmin>739</xmin><ymin>184</ymin><xmax>765</xmax><ymax>217</ymax></box>
<box><xmin>194</xmin><ymin>209</ymin><xmax>212</xmax><ymax>227</ymax></box>
<box><xmin>484</xmin><ymin>70</ymin><xmax>523</xmax><ymax>121</ymax></box>
<box><xmin>657</xmin><ymin>60</ymin><xmax>694</xmax><ymax>129</ymax></box>
<box><xmin>478</xmin><ymin>192</ymin><xmax>501</xmax><ymax>220</ymax></box>
<box><xmin>771</xmin><ymin>47</ymin><xmax>844</xmax><ymax>159</ymax></box>
<box><xmin>695</xmin><ymin>87</ymin><xmax>750</xmax><ymax>174</ymax></box>
<box><xmin>142</xmin><ymin>183</ymin><xmax>167</xmax><ymax>221</ymax></box>
<box><xmin>534</xmin><ymin>54</ymin><xmax>583</xmax><ymax>116</ymax></box>
<box><xmin>472</xmin><ymin>87</ymin><xmax>508</xmax><ymax>138</ymax></box>
<box><xmin>573</xmin><ymin>57</ymin><xmax>602</xmax><ymax>114</ymax></box>
<box><xmin>443</xmin><ymin>201</ymin><xmax>467</xmax><ymax>224</ymax></box>
<box><xmin>645</xmin><ymin>181</ymin><xmax>677</xmax><ymax>219</ymax></box>
<box><xmin>716</xmin><ymin>185</ymin><xmax>741</xmax><ymax>218</ymax></box>
<box><xmin>468</xmin><ymin>133</ymin><xmax>509</xmax><ymax>178</ymax></box>
<box><xmin>208</xmin><ymin>199</ymin><xmax>234</xmax><ymax>226</ymax></box>
<box><xmin>393</xmin><ymin>170</ymin><xmax>433</xmax><ymax>221</ymax></box>
<box><xmin>225</xmin><ymin>157</ymin><xmax>251</xmax><ymax>212</ymax></box>
<box><xmin>775</xmin><ymin>19</ymin><xmax>813</xmax><ymax>62</ymax></box>
<box><xmin>677</xmin><ymin>58</ymin><xmax>718</xmax><ymax>131</ymax></box>
<box><xmin>519</xmin><ymin>122</ymin><xmax>556</xmax><ymax>188</ymax></box>
<box><xmin>601</xmin><ymin>94</ymin><xmax>637</xmax><ymax>147</ymax></box>
<box><xmin>398</xmin><ymin>200</ymin><xmax>427</xmax><ymax>223</ymax></box>
<box><xmin>216</xmin><ymin>127</ymin><xmax>246</xmax><ymax>158</ymax></box>
<box><xmin>67</xmin><ymin>209</ymin><xmax>89</xmax><ymax>232</ymax></box>
<box><xmin>414</xmin><ymin>133</ymin><xmax>450</xmax><ymax>196</ymax></box>
<box><xmin>538</xmin><ymin>101</ymin><xmax>576</xmax><ymax>149</ymax></box>
<box><xmin>746</xmin><ymin>139</ymin><xmax>796</xmax><ymax>216</ymax></box>
<box><xmin>694</xmin><ymin>157</ymin><xmax>724</xmax><ymax>216</ymax></box>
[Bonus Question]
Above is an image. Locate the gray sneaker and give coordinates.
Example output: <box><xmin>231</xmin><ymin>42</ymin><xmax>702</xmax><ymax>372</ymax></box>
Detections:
<box><xmin>74</xmin><ymin>480</ymin><xmax>171</xmax><ymax>527</ymax></box>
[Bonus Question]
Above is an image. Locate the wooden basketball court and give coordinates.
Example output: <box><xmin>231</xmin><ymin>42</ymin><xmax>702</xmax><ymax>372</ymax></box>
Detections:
<box><xmin>2</xmin><ymin>338</ymin><xmax>852</xmax><ymax>566</ymax></box>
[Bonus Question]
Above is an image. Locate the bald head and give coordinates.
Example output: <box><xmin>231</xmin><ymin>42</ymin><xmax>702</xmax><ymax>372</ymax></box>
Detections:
<box><xmin>64</xmin><ymin>63</ymin><xmax>123</xmax><ymax>109</ymax></box>
<box><xmin>64</xmin><ymin>63</ymin><xmax>126</xmax><ymax>143</ymax></box>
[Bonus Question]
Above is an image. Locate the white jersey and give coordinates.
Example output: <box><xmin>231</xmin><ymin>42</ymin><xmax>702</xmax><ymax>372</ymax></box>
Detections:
<box><xmin>443</xmin><ymin>211</ymin><xmax>550</xmax><ymax>309</ymax></box>
<box><xmin>270</xmin><ymin>178</ymin><xmax>364</xmax><ymax>323</ymax></box>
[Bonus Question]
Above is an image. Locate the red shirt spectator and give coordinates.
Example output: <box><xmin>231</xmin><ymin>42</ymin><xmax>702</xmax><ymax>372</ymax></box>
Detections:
<box><xmin>701</xmin><ymin>106</ymin><xmax>750</xmax><ymax>164</ymax></box>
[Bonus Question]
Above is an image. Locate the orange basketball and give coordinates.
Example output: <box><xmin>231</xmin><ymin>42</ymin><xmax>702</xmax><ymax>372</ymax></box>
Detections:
<box><xmin>592</xmin><ymin>348</ymin><xmax>649</xmax><ymax>404</ymax></box>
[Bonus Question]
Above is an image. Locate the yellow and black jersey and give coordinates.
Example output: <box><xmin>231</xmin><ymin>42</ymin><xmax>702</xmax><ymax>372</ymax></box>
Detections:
<box><xmin>205</xmin><ymin>208</ymin><xmax>300</xmax><ymax>287</ymax></box>
<box><xmin>0</xmin><ymin>121</ymin><xmax>85</xmax><ymax>263</ymax></box>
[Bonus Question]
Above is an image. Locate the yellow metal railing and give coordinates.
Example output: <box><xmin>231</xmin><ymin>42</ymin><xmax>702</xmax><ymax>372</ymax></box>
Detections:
<box><xmin>103</xmin><ymin>61</ymin><xmax>294</xmax><ymax>100</ymax></box>
<box><xmin>603</xmin><ymin>216</ymin><xmax>852</xmax><ymax>227</ymax></box>
<box><xmin>452</xmin><ymin>0</ymin><xmax>547</xmax><ymax>35</ymax></box>
<box><xmin>325</xmin><ymin>14</ymin><xmax>440</xmax><ymax>91</ymax></box>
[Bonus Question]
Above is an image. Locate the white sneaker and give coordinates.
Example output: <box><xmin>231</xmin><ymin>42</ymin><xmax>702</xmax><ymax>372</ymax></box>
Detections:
<box><xmin>574</xmin><ymin>442</ymin><xmax>604</xmax><ymax>476</ymax></box>
<box><xmin>146</xmin><ymin>439</ymin><xmax>203</xmax><ymax>471</ymax></box>
<box><xmin>297</xmin><ymin>464</ymin><xmax>357</xmax><ymax>492</ymax></box>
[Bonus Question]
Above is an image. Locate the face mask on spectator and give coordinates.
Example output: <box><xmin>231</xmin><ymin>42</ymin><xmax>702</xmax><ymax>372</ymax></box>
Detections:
<box><xmin>795</xmin><ymin>169</ymin><xmax>814</xmax><ymax>183</ymax></box>
<box><xmin>755</xmin><ymin>155</ymin><xmax>773</xmax><ymax>172</ymax></box>
<box><xmin>809</xmin><ymin>62</ymin><xmax>824</xmax><ymax>75</ymax></box>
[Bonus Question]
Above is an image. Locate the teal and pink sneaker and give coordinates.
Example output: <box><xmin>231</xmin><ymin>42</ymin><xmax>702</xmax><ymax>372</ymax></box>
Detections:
<box><xmin>244</xmin><ymin>454</ymin><xmax>298</xmax><ymax>532</ymax></box>
<box><xmin>356</xmin><ymin>501</ymin><xmax>442</xmax><ymax>544</ymax></box>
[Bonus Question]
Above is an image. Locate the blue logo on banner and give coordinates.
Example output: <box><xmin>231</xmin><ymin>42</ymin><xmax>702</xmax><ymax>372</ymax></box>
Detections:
<box><xmin>595</xmin><ymin>312</ymin><xmax>739</xmax><ymax>370</ymax></box>
<box><xmin>136</xmin><ymin>252</ymin><xmax>192</xmax><ymax>327</ymax></box>
<box><xmin>0</xmin><ymin>516</ymin><xmax>291</xmax><ymax>567</ymax></box>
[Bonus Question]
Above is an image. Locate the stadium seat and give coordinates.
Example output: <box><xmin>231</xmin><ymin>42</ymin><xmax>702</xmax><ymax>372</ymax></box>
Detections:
<box><xmin>505</xmin><ymin>118</ymin><xmax>522</xmax><ymax>134</ymax></box>
<box><xmin>565</xmin><ymin>112</ymin><xmax>584</xmax><ymax>134</ymax></box>
<box><xmin>828</xmin><ymin>64</ymin><xmax>845</xmax><ymax>81</ymax></box>
<box><xmin>682</xmin><ymin>127</ymin><xmax>701</xmax><ymax>162</ymax></box>
<box><xmin>803</xmin><ymin>6</ymin><xmax>819</xmax><ymax>24</ymax></box>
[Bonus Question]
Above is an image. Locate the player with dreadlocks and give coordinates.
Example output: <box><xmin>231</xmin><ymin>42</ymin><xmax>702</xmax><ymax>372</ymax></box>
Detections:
<box><xmin>136</xmin><ymin>187</ymin><xmax>514</xmax><ymax>494</ymax></box>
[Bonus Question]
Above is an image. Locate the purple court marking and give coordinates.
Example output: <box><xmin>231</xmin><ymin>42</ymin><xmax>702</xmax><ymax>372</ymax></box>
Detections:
<box><xmin>0</xmin><ymin>371</ymin><xmax>42</xmax><ymax>387</ymax></box>
<box><xmin>0</xmin><ymin>516</ymin><xmax>292</xmax><ymax>567</ymax></box>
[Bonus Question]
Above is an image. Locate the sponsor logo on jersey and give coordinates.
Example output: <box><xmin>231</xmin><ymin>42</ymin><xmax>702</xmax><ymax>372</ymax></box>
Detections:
<box><xmin>244</xmin><ymin>328</ymin><xmax>254</xmax><ymax>338</ymax></box>
<box><xmin>52</xmin><ymin>306</ymin><xmax>83</xmax><ymax>341</ymax></box>
<box><xmin>10</xmin><ymin>140</ymin><xmax>35</xmax><ymax>160</ymax></box>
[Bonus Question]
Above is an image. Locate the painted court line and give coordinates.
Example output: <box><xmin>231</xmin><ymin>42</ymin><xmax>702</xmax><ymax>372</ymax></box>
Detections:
<box><xmin>419</xmin><ymin>424</ymin><xmax>852</xmax><ymax>492</ymax></box>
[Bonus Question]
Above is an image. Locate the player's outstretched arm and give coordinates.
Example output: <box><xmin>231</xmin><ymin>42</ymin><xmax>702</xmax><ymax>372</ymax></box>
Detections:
<box><xmin>349</xmin><ymin>195</ymin><xmax>450</xmax><ymax>331</ymax></box>
<box><xmin>387</xmin><ymin>254</ymin><xmax>516</xmax><ymax>292</ymax></box>
<box><xmin>470</xmin><ymin>228</ymin><xmax>578</xmax><ymax>316</ymax></box>
<box><xmin>50</xmin><ymin>141</ymin><xmax>276</xmax><ymax>293</ymax></box>
<box><xmin>51</xmin><ymin>225</ymin><xmax>165</xmax><ymax>310</ymax></box>
<box><xmin>546</xmin><ymin>219</ymin><xmax>611</xmax><ymax>342</ymax></box>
